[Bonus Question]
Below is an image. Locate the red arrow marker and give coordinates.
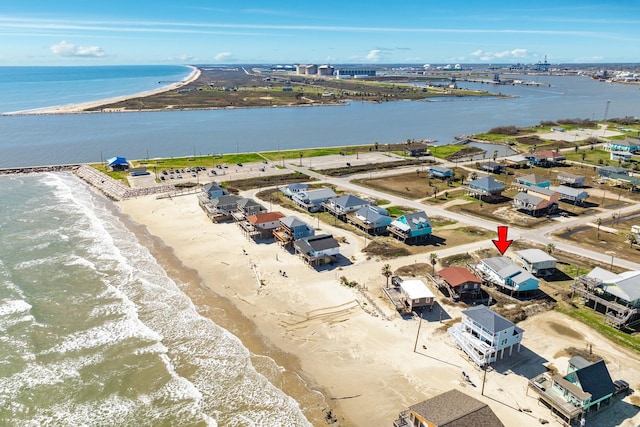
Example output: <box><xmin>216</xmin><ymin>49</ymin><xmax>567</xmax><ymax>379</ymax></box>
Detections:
<box><xmin>492</xmin><ymin>225</ymin><xmax>513</xmax><ymax>255</ymax></box>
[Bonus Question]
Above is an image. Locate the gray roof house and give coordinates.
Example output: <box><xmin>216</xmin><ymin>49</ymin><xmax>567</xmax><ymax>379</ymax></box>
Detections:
<box><xmin>606</xmin><ymin>137</ymin><xmax>640</xmax><ymax>153</ymax></box>
<box><xmin>556</xmin><ymin>185</ymin><xmax>589</xmax><ymax>204</ymax></box>
<box><xmin>348</xmin><ymin>206</ymin><xmax>392</xmax><ymax>235</ymax></box>
<box><xmin>273</xmin><ymin>216</ymin><xmax>315</xmax><ymax>247</ymax></box>
<box><xmin>467</xmin><ymin>176</ymin><xmax>505</xmax><ymax>199</ymax></box>
<box><xmin>514</xmin><ymin>249</ymin><xmax>557</xmax><ymax>276</ymax></box>
<box><xmin>478</xmin><ymin>161</ymin><xmax>505</xmax><ymax>174</ymax></box>
<box><xmin>586</xmin><ymin>268</ymin><xmax>640</xmax><ymax>308</ymax></box>
<box><xmin>236</xmin><ymin>198</ymin><xmax>266</xmax><ymax>216</ymax></box>
<box><xmin>293</xmin><ymin>234</ymin><xmax>340</xmax><ymax>266</ymax></box>
<box><xmin>557</xmin><ymin>172</ymin><xmax>585</xmax><ymax>187</ymax></box>
<box><xmin>599</xmin><ymin>166</ymin><xmax>628</xmax><ymax>178</ymax></box>
<box><xmin>512</xmin><ymin>187</ymin><xmax>559</xmax><ymax>216</ymax></box>
<box><xmin>292</xmin><ymin>187</ymin><xmax>337</xmax><ymax>212</ymax></box>
<box><xmin>477</xmin><ymin>256</ymin><xmax>539</xmax><ymax>292</ymax></box>
<box><xmin>203</xmin><ymin>182</ymin><xmax>228</xmax><ymax>199</ymax></box>
<box><xmin>278</xmin><ymin>183</ymin><xmax>308</xmax><ymax>198</ymax></box>
<box><xmin>573</xmin><ymin>267</ymin><xmax>640</xmax><ymax>329</ymax></box>
<box><xmin>322</xmin><ymin>194</ymin><xmax>369</xmax><ymax>217</ymax></box>
<box><xmin>210</xmin><ymin>195</ymin><xmax>243</xmax><ymax>215</ymax></box>
<box><xmin>449</xmin><ymin>305</ymin><xmax>524</xmax><ymax>367</ymax></box>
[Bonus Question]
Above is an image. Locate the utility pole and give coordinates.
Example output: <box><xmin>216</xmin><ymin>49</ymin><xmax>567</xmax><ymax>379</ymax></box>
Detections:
<box><xmin>413</xmin><ymin>310</ymin><xmax>423</xmax><ymax>352</ymax></box>
<box><xmin>602</xmin><ymin>100</ymin><xmax>611</xmax><ymax>136</ymax></box>
<box><xmin>481</xmin><ymin>365</ymin><xmax>488</xmax><ymax>395</ymax></box>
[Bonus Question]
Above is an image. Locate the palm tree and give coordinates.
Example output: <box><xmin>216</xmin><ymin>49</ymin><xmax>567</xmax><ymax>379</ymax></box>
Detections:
<box><xmin>546</xmin><ymin>243</ymin><xmax>555</xmax><ymax>255</ymax></box>
<box><xmin>429</xmin><ymin>253</ymin><xmax>438</xmax><ymax>275</ymax></box>
<box><xmin>626</xmin><ymin>233</ymin><xmax>638</xmax><ymax>248</ymax></box>
<box><xmin>382</xmin><ymin>264</ymin><xmax>392</xmax><ymax>287</ymax></box>
<box><xmin>596</xmin><ymin>217</ymin><xmax>603</xmax><ymax>240</ymax></box>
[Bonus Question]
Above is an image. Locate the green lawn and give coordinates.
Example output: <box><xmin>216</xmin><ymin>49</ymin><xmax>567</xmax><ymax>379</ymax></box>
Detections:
<box><xmin>565</xmin><ymin>148</ymin><xmax>639</xmax><ymax>169</ymax></box>
<box><xmin>260</xmin><ymin>146</ymin><xmax>374</xmax><ymax>161</ymax></box>
<box><xmin>429</xmin><ymin>145</ymin><xmax>467</xmax><ymax>159</ymax></box>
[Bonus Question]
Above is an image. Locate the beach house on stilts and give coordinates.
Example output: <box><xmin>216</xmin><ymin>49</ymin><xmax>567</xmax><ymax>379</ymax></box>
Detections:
<box><xmin>449</xmin><ymin>305</ymin><xmax>524</xmax><ymax>368</ymax></box>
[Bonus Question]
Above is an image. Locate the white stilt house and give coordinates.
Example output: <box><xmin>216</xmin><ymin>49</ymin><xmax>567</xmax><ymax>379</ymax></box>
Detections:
<box><xmin>449</xmin><ymin>305</ymin><xmax>523</xmax><ymax>367</ymax></box>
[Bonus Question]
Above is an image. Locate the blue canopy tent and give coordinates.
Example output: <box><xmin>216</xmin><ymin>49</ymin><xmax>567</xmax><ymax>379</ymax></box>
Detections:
<box><xmin>106</xmin><ymin>156</ymin><xmax>129</xmax><ymax>171</ymax></box>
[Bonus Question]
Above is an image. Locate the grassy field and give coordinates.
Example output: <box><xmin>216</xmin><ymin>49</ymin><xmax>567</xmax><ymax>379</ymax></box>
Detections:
<box><xmin>87</xmin><ymin>67</ymin><xmax>497</xmax><ymax>112</ymax></box>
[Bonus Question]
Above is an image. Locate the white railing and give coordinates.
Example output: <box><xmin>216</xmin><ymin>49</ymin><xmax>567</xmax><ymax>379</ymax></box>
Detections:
<box><xmin>449</xmin><ymin>324</ymin><xmax>490</xmax><ymax>367</ymax></box>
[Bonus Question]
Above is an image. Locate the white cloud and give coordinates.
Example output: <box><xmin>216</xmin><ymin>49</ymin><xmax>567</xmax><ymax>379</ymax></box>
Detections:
<box><xmin>366</xmin><ymin>49</ymin><xmax>382</xmax><ymax>61</ymax></box>
<box><xmin>50</xmin><ymin>40</ymin><xmax>105</xmax><ymax>58</ymax></box>
<box><xmin>214</xmin><ymin>51</ymin><xmax>232</xmax><ymax>61</ymax></box>
<box><xmin>470</xmin><ymin>48</ymin><xmax>528</xmax><ymax>61</ymax></box>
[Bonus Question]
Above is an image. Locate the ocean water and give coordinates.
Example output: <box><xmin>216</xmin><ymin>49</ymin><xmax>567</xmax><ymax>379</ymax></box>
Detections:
<box><xmin>0</xmin><ymin>173</ymin><xmax>310</xmax><ymax>426</ymax></box>
<box><xmin>0</xmin><ymin>65</ymin><xmax>194</xmax><ymax>114</ymax></box>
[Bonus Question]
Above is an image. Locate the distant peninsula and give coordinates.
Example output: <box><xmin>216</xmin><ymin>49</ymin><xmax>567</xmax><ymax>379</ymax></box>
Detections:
<box><xmin>84</xmin><ymin>66</ymin><xmax>503</xmax><ymax>113</ymax></box>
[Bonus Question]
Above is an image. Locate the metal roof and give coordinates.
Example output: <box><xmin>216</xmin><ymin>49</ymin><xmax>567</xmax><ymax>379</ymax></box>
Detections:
<box><xmin>556</xmin><ymin>185</ymin><xmax>589</xmax><ymax>200</ymax></box>
<box><xmin>514</xmin><ymin>249</ymin><xmax>557</xmax><ymax>264</ymax></box>
<box><xmin>280</xmin><ymin>215</ymin><xmax>311</xmax><ymax>229</ymax></box>
<box><xmin>400</xmin><ymin>279</ymin><xmax>435</xmax><ymax>300</ymax></box>
<box><xmin>462</xmin><ymin>305</ymin><xmax>517</xmax><ymax>334</ymax></box>
<box><xmin>481</xmin><ymin>256</ymin><xmax>521</xmax><ymax>278</ymax></box>
<box><xmin>329</xmin><ymin>194</ymin><xmax>368</xmax><ymax>209</ymax></box>
<box><xmin>516</xmin><ymin>174</ymin><xmax>550</xmax><ymax>184</ymax></box>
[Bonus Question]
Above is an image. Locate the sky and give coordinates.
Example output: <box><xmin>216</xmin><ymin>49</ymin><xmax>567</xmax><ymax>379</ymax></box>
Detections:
<box><xmin>1</xmin><ymin>1</ymin><xmax>639</xmax><ymax>66</ymax></box>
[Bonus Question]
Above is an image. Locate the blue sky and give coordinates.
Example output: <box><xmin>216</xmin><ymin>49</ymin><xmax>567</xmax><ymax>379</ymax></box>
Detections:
<box><xmin>1</xmin><ymin>1</ymin><xmax>639</xmax><ymax>65</ymax></box>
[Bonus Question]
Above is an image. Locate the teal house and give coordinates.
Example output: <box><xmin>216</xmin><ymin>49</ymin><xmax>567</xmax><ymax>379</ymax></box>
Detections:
<box><xmin>529</xmin><ymin>356</ymin><xmax>617</xmax><ymax>425</ymax></box>
<box><xmin>515</xmin><ymin>173</ymin><xmax>551</xmax><ymax>189</ymax></box>
<box><xmin>606</xmin><ymin>137</ymin><xmax>639</xmax><ymax>153</ymax></box>
<box><xmin>388</xmin><ymin>211</ymin><xmax>432</xmax><ymax>244</ymax></box>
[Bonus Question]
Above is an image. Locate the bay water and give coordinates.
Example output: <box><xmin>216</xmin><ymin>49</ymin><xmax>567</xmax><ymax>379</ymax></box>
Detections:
<box><xmin>0</xmin><ymin>172</ymin><xmax>311</xmax><ymax>426</ymax></box>
<box><xmin>1</xmin><ymin>69</ymin><xmax>639</xmax><ymax>168</ymax></box>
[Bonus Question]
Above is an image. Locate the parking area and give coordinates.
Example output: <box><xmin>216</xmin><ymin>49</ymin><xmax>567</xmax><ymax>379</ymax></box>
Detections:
<box><xmin>298</xmin><ymin>151</ymin><xmax>407</xmax><ymax>170</ymax></box>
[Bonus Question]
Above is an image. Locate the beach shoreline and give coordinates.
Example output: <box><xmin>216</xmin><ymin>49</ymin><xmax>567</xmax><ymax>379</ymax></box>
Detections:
<box><xmin>3</xmin><ymin>65</ymin><xmax>201</xmax><ymax>116</ymax></box>
<box><xmin>115</xmin><ymin>189</ymin><xmax>640</xmax><ymax>427</ymax></box>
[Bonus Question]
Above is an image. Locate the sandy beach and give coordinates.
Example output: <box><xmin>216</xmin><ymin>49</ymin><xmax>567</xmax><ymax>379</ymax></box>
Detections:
<box><xmin>9</xmin><ymin>66</ymin><xmax>201</xmax><ymax>116</ymax></box>
<box><xmin>117</xmin><ymin>191</ymin><xmax>640</xmax><ymax>427</ymax></box>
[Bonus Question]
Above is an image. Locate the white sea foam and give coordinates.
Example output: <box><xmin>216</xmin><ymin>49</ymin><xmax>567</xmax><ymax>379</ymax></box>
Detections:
<box><xmin>21</xmin><ymin>174</ymin><xmax>311</xmax><ymax>425</ymax></box>
<box><xmin>0</xmin><ymin>298</ymin><xmax>32</xmax><ymax>316</ymax></box>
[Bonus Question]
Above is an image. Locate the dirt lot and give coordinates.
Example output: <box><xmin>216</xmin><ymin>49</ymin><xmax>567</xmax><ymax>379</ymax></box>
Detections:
<box><xmin>552</xmin><ymin>211</ymin><xmax>640</xmax><ymax>263</ymax></box>
<box><xmin>354</xmin><ymin>168</ymin><xmax>471</xmax><ymax>200</ymax></box>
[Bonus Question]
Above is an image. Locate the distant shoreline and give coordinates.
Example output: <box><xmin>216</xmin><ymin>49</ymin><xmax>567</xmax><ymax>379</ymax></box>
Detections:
<box><xmin>2</xmin><ymin>65</ymin><xmax>201</xmax><ymax>116</ymax></box>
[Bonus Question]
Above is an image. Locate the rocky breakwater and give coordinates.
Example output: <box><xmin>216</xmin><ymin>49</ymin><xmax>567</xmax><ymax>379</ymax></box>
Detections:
<box><xmin>0</xmin><ymin>165</ymin><xmax>81</xmax><ymax>174</ymax></box>
<box><xmin>74</xmin><ymin>165</ymin><xmax>176</xmax><ymax>201</ymax></box>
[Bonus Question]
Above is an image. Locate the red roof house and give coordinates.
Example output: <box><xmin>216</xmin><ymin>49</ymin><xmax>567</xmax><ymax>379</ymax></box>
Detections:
<box><xmin>438</xmin><ymin>266</ymin><xmax>482</xmax><ymax>298</ymax></box>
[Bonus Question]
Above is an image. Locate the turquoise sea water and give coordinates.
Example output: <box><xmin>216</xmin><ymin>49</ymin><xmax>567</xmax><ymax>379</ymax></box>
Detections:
<box><xmin>0</xmin><ymin>173</ymin><xmax>310</xmax><ymax>426</ymax></box>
